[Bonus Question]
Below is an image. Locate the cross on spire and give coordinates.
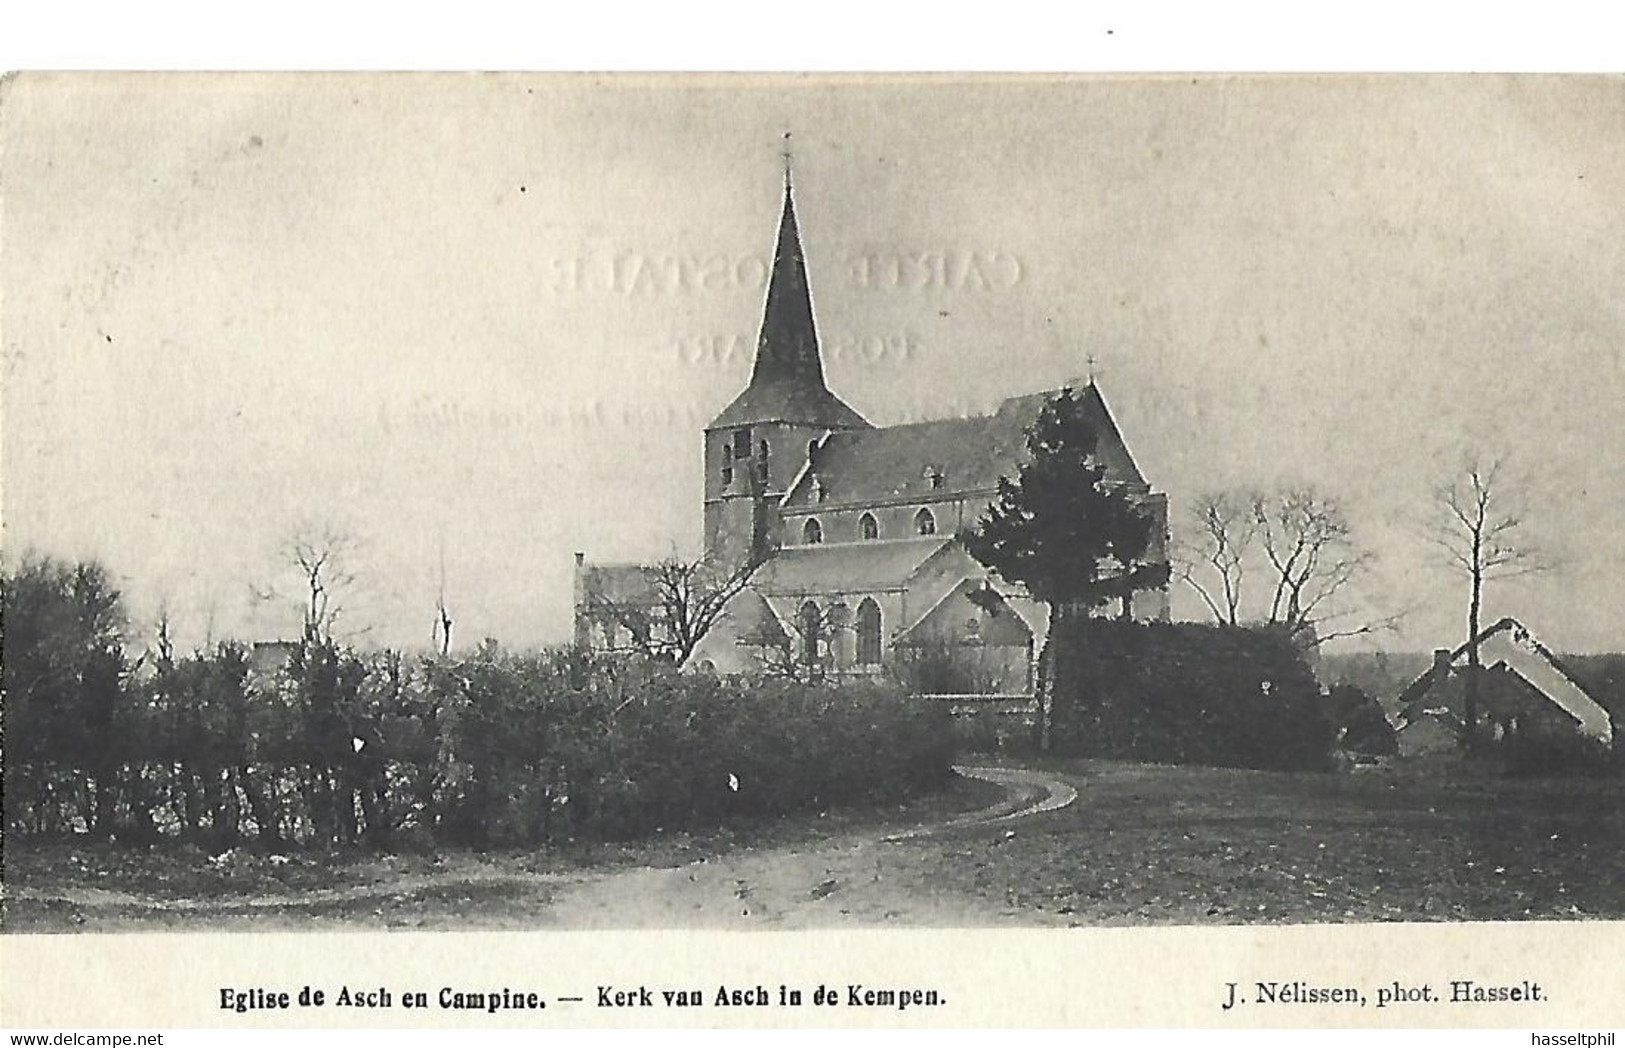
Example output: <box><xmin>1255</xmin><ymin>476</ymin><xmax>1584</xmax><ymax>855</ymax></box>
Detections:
<box><xmin>1068</xmin><ymin>353</ymin><xmax>1102</xmax><ymax>391</ymax></box>
<box><xmin>781</xmin><ymin>131</ymin><xmax>793</xmax><ymax>185</ymax></box>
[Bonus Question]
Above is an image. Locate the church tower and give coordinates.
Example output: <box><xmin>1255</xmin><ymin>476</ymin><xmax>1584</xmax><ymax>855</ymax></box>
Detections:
<box><xmin>703</xmin><ymin>173</ymin><xmax>871</xmax><ymax>572</ymax></box>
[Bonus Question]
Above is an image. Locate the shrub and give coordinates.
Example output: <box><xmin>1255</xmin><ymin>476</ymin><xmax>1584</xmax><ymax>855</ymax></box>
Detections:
<box><xmin>1499</xmin><ymin>727</ymin><xmax>1618</xmax><ymax>779</ymax></box>
<box><xmin>889</xmin><ymin>640</ymin><xmax>999</xmax><ymax>695</ymax></box>
<box><xmin>1047</xmin><ymin>618</ymin><xmax>1336</xmax><ymax>771</ymax></box>
<box><xmin>1328</xmin><ymin>683</ymin><xmax>1398</xmax><ymax>757</ymax></box>
<box><xmin>416</xmin><ymin>650</ymin><xmax>956</xmax><ymax>845</ymax></box>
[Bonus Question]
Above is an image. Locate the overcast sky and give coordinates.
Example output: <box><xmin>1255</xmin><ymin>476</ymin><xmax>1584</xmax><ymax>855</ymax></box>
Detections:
<box><xmin>4</xmin><ymin>74</ymin><xmax>1622</xmax><ymax>653</ymax></box>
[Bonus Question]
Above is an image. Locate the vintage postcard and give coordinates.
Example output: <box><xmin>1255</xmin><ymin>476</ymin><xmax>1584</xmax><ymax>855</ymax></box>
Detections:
<box><xmin>1</xmin><ymin>72</ymin><xmax>1621</xmax><ymax>1030</ymax></box>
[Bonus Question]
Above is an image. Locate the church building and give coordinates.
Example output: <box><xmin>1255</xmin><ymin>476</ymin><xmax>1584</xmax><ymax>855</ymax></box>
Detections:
<box><xmin>575</xmin><ymin>174</ymin><xmax>1169</xmax><ymax>689</ymax></box>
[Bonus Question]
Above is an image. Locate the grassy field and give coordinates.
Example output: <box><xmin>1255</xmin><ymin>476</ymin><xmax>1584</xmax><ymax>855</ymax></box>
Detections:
<box><xmin>4</xmin><ymin>759</ymin><xmax>1620</xmax><ymax>930</ymax></box>
<box><xmin>930</xmin><ymin>758</ymin><xmax>1625</xmax><ymax>925</ymax></box>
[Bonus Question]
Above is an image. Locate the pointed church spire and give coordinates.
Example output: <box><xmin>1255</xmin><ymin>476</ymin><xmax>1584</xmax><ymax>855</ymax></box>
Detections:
<box><xmin>751</xmin><ymin>170</ymin><xmax>825</xmax><ymax>389</ymax></box>
<box><xmin>707</xmin><ymin>149</ymin><xmax>870</xmax><ymax>432</ymax></box>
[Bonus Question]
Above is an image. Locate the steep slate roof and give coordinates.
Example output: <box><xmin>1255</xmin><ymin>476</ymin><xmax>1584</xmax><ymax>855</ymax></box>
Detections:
<box><xmin>708</xmin><ymin>180</ymin><xmax>870</xmax><ymax>432</ymax></box>
<box><xmin>751</xmin><ymin>537</ymin><xmax>953</xmax><ymax>595</ymax></box>
<box><xmin>784</xmin><ymin>382</ymin><xmax>1146</xmax><ymax>510</ymax></box>
<box><xmin>710</xmin><ymin>376</ymin><xmax>870</xmax><ymax>432</ymax></box>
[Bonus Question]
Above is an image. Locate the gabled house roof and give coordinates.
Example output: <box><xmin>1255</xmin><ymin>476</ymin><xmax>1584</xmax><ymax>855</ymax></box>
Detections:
<box><xmin>1399</xmin><ymin>617</ymin><xmax>1613</xmax><ymax>743</ymax></box>
<box><xmin>576</xmin><ymin>563</ymin><xmax>657</xmax><ymax>605</ymax></box>
<box><xmin>780</xmin><ymin>382</ymin><xmax>1148</xmax><ymax>511</ymax></box>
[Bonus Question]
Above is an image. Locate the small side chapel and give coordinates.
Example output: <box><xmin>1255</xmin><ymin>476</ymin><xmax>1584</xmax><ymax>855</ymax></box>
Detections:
<box><xmin>575</xmin><ymin>171</ymin><xmax>1169</xmax><ymax>689</ymax></box>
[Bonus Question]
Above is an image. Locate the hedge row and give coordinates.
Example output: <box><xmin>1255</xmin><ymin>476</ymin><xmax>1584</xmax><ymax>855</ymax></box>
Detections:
<box><xmin>4</xmin><ymin>640</ymin><xmax>956</xmax><ymax>848</ymax></box>
<box><xmin>1047</xmin><ymin>618</ymin><xmax>1336</xmax><ymax>771</ymax></box>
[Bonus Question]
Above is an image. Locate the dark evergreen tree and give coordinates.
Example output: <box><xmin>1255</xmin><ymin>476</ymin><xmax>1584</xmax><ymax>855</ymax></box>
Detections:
<box><xmin>1</xmin><ymin>554</ymin><xmax>133</xmax><ymax>836</ymax></box>
<box><xmin>964</xmin><ymin>387</ymin><xmax>1170</xmax><ymax>748</ymax></box>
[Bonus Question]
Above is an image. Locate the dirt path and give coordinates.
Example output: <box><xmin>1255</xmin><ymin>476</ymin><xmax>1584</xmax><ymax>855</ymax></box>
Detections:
<box><xmin>3</xmin><ymin>866</ymin><xmax>577</xmax><ymax>913</ymax></box>
<box><xmin>5</xmin><ymin>764</ymin><xmax>1080</xmax><ymax>930</ymax></box>
<box><xmin>534</xmin><ymin>764</ymin><xmax>1080</xmax><ymax>928</ymax></box>
<box><xmin>883</xmin><ymin>765</ymin><xmax>1079</xmax><ymax>839</ymax></box>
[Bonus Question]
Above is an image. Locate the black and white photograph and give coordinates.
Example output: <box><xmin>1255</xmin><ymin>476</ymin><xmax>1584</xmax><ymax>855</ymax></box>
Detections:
<box><xmin>3</xmin><ymin>73</ymin><xmax>1623</xmax><ymax>947</ymax></box>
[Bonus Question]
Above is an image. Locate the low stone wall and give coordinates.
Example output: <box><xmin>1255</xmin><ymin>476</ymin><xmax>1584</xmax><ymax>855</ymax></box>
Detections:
<box><xmin>924</xmin><ymin>693</ymin><xmax>1038</xmax><ymax>754</ymax></box>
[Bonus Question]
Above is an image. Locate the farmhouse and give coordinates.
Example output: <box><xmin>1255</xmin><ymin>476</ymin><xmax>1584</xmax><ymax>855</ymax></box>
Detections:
<box><xmin>1395</xmin><ymin>617</ymin><xmax>1614</xmax><ymax>755</ymax></box>
<box><xmin>574</xmin><ymin>174</ymin><xmax>1169</xmax><ymax>683</ymax></box>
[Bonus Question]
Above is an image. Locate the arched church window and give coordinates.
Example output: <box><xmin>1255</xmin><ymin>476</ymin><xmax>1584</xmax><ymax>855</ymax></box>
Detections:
<box><xmin>799</xmin><ymin>600</ymin><xmax>821</xmax><ymax>667</ymax></box>
<box><xmin>803</xmin><ymin>517</ymin><xmax>823</xmax><ymax>544</ymax></box>
<box><xmin>721</xmin><ymin>444</ymin><xmax>733</xmax><ymax>486</ymax></box>
<box><xmin>856</xmin><ymin>598</ymin><xmax>882</xmax><ymax>666</ymax></box>
<box><xmin>807</xmin><ymin>439</ymin><xmax>819</xmax><ymax>462</ymax></box>
<box><xmin>914</xmin><ymin>508</ymin><xmax>937</xmax><ymax>536</ymax></box>
<box><xmin>859</xmin><ymin>512</ymin><xmax>879</xmax><ymax>541</ymax></box>
<box><xmin>827</xmin><ymin>603</ymin><xmax>851</xmax><ymax>667</ymax></box>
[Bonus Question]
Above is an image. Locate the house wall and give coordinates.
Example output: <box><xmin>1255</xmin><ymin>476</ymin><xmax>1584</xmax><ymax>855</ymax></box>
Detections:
<box><xmin>1397</xmin><ymin>714</ymin><xmax>1461</xmax><ymax>757</ymax></box>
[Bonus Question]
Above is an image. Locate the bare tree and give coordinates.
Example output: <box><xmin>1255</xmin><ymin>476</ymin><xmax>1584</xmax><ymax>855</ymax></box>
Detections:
<box><xmin>1174</xmin><ymin>492</ymin><xmax>1255</xmax><ymax>626</ymax></box>
<box><xmin>151</xmin><ymin>598</ymin><xmax>176</xmax><ymax>668</ymax></box>
<box><xmin>1250</xmin><ymin>488</ymin><xmax>1400</xmax><ymax>645</ymax></box>
<box><xmin>434</xmin><ymin>600</ymin><xmax>454</xmax><ymax>657</ymax></box>
<box><xmin>587</xmin><ymin>552</ymin><xmax>756</xmax><ymax>666</ymax></box>
<box><xmin>1174</xmin><ymin>486</ymin><xmax>1400</xmax><ymax>645</ymax></box>
<box><xmin>255</xmin><ymin>521</ymin><xmax>361</xmax><ymax>644</ymax></box>
<box><xmin>433</xmin><ymin>534</ymin><xmax>453</xmax><ymax>657</ymax></box>
<box><xmin>1428</xmin><ymin>454</ymin><xmax>1549</xmax><ymax>743</ymax></box>
<box><xmin>201</xmin><ymin>595</ymin><xmax>218</xmax><ymax>650</ymax></box>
